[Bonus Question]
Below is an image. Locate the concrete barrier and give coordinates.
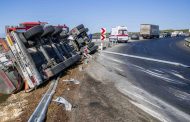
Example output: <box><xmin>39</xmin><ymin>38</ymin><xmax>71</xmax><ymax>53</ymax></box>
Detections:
<box><xmin>185</xmin><ymin>37</ymin><xmax>190</xmax><ymax>47</ymax></box>
<box><xmin>92</xmin><ymin>38</ymin><xmax>118</xmax><ymax>50</ymax></box>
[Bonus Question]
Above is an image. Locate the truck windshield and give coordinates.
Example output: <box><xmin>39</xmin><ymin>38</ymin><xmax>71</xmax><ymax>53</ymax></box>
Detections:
<box><xmin>118</xmin><ymin>30</ymin><xmax>127</xmax><ymax>35</ymax></box>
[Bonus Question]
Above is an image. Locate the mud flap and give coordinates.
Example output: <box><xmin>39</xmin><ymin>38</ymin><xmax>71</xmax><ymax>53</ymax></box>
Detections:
<box><xmin>0</xmin><ymin>67</ymin><xmax>23</xmax><ymax>94</ymax></box>
<box><xmin>88</xmin><ymin>45</ymin><xmax>98</xmax><ymax>54</ymax></box>
<box><xmin>0</xmin><ymin>69</ymin><xmax>16</xmax><ymax>94</ymax></box>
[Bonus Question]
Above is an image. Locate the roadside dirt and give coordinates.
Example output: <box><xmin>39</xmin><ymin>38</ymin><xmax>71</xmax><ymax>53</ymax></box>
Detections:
<box><xmin>0</xmin><ymin>57</ymin><xmax>159</xmax><ymax>122</ymax></box>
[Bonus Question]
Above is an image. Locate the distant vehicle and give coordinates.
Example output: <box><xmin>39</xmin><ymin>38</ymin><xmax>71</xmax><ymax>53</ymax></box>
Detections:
<box><xmin>109</xmin><ymin>26</ymin><xmax>129</xmax><ymax>43</ymax></box>
<box><xmin>162</xmin><ymin>32</ymin><xmax>171</xmax><ymax>38</ymax></box>
<box><xmin>185</xmin><ymin>37</ymin><xmax>190</xmax><ymax>47</ymax></box>
<box><xmin>171</xmin><ymin>31</ymin><xmax>184</xmax><ymax>37</ymax></box>
<box><xmin>159</xmin><ymin>35</ymin><xmax>164</xmax><ymax>38</ymax></box>
<box><xmin>179</xmin><ymin>31</ymin><xmax>185</xmax><ymax>36</ymax></box>
<box><xmin>184</xmin><ymin>33</ymin><xmax>190</xmax><ymax>37</ymax></box>
<box><xmin>140</xmin><ymin>24</ymin><xmax>159</xmax><ymax>39</ymax></box>
<box><xmin>171</xmin><ymin>31</ymin><xmax>178</xmax><ymax>37</ymax></box>
<box><xmin>131</xmin><ymin>34</ymin><xmax>139</xmax><ymax>40</ymax></box>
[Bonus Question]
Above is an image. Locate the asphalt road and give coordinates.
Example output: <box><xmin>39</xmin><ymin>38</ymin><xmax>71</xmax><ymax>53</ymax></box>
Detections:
<box><xmin>97</xmin><ymin>37</ymin><xmax>190</xmax><ymax>122</ymax></box>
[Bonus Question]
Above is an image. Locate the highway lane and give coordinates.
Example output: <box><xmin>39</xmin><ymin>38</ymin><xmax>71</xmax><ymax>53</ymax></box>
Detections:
<box><xmin>97</xmin><ymin>37</ymin><xmax>190</xmax><ymax>122</ymax></box>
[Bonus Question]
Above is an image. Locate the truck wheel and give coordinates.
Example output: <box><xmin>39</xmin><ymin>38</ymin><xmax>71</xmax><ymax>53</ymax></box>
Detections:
<box><xmin>83</xmin><ymin>37</ymin><xmax>90</xmax><ymax>42</ymax></box>
<box><xmin>60</xmin><ymin>34</ymin><xmax>69</xmax><ymax>39</ymax></box>
<box><xmin>76</xmin><ymin>24</ymin><xmax>84</xmax><ymax>30</ymax></box>
<box><xmin>41</xmin><ymin>25</ymin><xmax>55</xmax><ymax>37</ymax></box>
<box><xmin>85</xmin><ymin>28</ymin><xmax>89</xmax><ymax>32</ymax></box>
<box><xmin>52</xmin><ymin>27</ymin><xmax>62</xmax><ymax>37</ymax></box>
<box><xmin>88</xmin><ymin>42</ymin><xmax>95</xmax><ymax>48</ymax></box>
<box><xmin>78</xmin><ymin>28</ymin><xmax>88</xmax><ymax>34</ymax></box>
<box><xmin>24</xmin><ymin>25</ymin><xmax>44</xmax><ymax>40</ymax></box>
<box><xmin>71</xmin><ymin>41</ymin><xmax>80</xmax><ymax>51</ymax></box>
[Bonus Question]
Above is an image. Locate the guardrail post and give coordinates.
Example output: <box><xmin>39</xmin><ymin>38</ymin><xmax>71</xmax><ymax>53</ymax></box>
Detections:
<box><xmin>100</xmin><ymin>42</ymin><xmax>103</xmax><ymax>50</ymax></box>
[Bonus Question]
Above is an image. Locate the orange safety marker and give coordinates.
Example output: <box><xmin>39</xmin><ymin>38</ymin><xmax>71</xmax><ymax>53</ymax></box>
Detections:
<box><xmin>24</xmin><ymin>80</ymin><xmax>29</xmax><ymax>92</ymax></box>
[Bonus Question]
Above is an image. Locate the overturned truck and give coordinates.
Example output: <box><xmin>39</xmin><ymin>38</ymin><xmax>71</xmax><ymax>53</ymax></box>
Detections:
<box><xmin>0</xmin><ymin>22</ymin><xmax>98</xmax><ymax>94</ymax></box>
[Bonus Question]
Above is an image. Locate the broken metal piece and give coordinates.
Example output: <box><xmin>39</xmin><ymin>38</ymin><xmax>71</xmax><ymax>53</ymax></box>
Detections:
<box><xmin>62</xmin><ymin>78</ymin><xmax>80</xmax><ymax>84</ymax></box>
<box><xmin>53</xmin><ymin>97</ymin><xmax>72</xmax><ymax>111</ymax></box>
<box><xmin>79</xmin><ymin>66</ymin><xmax>83</xmax><ymax>71</ymax></box>
<box><xmin>84</xmin><ymin>59</ymin><xmax>89</xmax><ymax>64</ymax></box>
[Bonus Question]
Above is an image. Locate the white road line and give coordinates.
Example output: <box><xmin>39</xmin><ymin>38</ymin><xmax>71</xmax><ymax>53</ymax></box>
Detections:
<box><xmin>102</xmin><ymin>51</ymin><xmax>190</xmax><ymax>68</ymax></box>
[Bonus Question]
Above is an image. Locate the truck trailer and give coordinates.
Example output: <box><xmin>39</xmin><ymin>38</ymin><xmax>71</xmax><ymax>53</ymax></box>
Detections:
<box><xmin>140</xmin><ymin>24</ymin><xmax>159</xmax><ymax>39</ymax></box>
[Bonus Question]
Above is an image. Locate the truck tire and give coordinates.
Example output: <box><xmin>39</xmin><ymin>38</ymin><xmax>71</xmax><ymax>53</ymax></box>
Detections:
<box><xmin>79</xmin><ymin>28</ymin><xmax>88</xmax><ymax>33</ymax></box>
<box><xmin>88</xmin><ymin>42</ymin><xmax>95</xmax><ymax>48</ymax></box>
<box><xmin>60</xmin><ymin>34</ymin><xmax>69</xmax><ymax>39</ymax></box>
<box><xmin>52</xmin><ymin>27</ymin><xmax>62</xmax><ymax>36</ymax></box>
<box><xmin>84</xmin><ymin>37</ymin><xmax>90</xmax><ymax>42</ymax></box>
<box><xmin>76</xmin><ymin>24</ymin><xmax>84</xmax><ymax>30</ymax></box>
<box><xmin>71</xmin><ymin>41</ymin><xmax>80</xmax><ymax>51</ymax></box>
<box><xmin>24</xmin><ymin>25</ymin><xmax>44</xmax><ymax>40</ymax></box>
<box><xmin>41</xmin><ymin>25</ymin><xmax>55</xmax><ymax>37</ymax></box>
<box><xmin>85</xmin><ymin>28</ymin><xmax>89</xmax><ymax>32</ymax></box>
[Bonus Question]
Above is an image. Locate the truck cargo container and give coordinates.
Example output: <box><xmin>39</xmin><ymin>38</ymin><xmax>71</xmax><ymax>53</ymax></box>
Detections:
<box><xmin>140</xmin><ymin>24</ymin><xmax>159</xmax><ymax>39</ymax></box>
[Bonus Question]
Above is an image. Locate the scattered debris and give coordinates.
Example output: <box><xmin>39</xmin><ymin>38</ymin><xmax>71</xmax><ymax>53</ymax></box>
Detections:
<box><xmin>53</xmin><ymin>97</ymin><xmax>72</xmax><ymax>111</ymax></box>
<box><xmin>79</xmin><ymin>66</ymin><xmax>83</xmax><ymax>71</ymax></box>
<box><xmin>62</xmin><ymin>78</ymin><xmax>80</xmax><ymax>85</ymax></box>
<box><xmin>84</xmin><ymin>59</ymin><xmax>89</xmax><ymax>64</ymax></box>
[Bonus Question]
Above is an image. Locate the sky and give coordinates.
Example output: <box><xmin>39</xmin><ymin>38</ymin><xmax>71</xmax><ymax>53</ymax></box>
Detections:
<box><xmin>0</xmin><ymin>0</ymin><xmax>190</xmax><ymax>37</ymax></box>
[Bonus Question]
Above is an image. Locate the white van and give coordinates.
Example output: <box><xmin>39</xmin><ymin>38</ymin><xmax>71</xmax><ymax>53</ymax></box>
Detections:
<box><xmin>109</xmin><ymin>26</ymin><xmax>129</xmax><ymax>43</ymax></box>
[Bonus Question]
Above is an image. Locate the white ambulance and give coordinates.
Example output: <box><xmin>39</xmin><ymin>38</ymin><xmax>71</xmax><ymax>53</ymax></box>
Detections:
<box><xmin>109</xmin><ymin>26</ymin><xmax>129</xmax><ymax>43</ymax></box>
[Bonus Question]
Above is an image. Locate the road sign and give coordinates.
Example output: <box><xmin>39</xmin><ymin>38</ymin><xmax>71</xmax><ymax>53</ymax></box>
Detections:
<box><xmin>101</xmin><ymin>28</ymin><xmax>106</xmax><ymax>41</ymax></box>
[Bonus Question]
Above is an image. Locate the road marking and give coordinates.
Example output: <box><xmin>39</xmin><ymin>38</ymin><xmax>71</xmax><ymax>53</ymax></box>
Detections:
<box><xmin>102</xmin><ymin>51</ymin><xmax>190</xmax><ymax>68</ymax></box>
<box><xmin>121</xmin><ymin>88</ymin><xmax>162</xmax><ymax>109</ymax></box>
<box><xmin>140</xmin><ymin>69</ymin><xmax>187</xmax><ymax>85</ymax></box>
<box><xmin>100</xmin><ymin>54</ymin><xmax>126</xmax><ymax>64</ymax></box>
<box><xmin>129</xmin><ymin>100</ymin><xmax>168</xmax><ymax>122</ymax></box>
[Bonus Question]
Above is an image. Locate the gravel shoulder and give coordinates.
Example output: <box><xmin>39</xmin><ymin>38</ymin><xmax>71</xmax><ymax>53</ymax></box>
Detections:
<box><xmin>0</xmin><ymin>56</ymin><xmax>159</xmax><ymax>122</ymax></box>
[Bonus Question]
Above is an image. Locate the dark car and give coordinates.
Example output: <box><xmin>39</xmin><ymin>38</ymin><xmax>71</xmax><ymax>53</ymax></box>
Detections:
<box><xmin>131</xmin><ymin>34</ymin><xmax>139</xmax><ymax>40</ymax></box>
<box><xmin>162</xmin><ymin>32</ymin><xmax>171</xmax><ymax>37</ymax></box>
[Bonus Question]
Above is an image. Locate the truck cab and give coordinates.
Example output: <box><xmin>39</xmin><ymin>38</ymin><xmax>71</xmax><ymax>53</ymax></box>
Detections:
<box><xmin>109</xmin><ymin>26</ymin><xmax>129</xmax><ymax>43</ymax></box>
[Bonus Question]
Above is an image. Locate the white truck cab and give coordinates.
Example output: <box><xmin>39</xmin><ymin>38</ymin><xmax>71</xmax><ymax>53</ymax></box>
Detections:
<box><xmin>109</xmin><ymin>26</ymin><xmax>129</xmax><ymax>43</ymax></box>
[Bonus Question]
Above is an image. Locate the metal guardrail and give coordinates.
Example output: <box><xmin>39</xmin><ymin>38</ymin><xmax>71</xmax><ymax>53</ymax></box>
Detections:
<box><xmin>185</xmin><ymin>37</ymin><xmax>190</xmax><ymax>47</ymax></box>
<box><xmin>92</xmin><ymin>39</ymin><xmax>118</xmax><ymax>50</ymax></box>
<box><xmin>28</xmin><ymin>74</ymin><xmax>61</xmax><ymax>122</ymax></box>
